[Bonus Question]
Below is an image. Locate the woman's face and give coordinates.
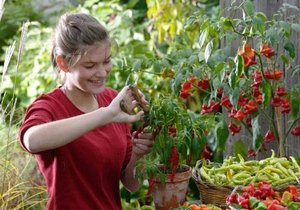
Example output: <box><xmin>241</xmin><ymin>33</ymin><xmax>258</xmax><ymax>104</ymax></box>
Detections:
<box><xmin>66</xmin><ymin>41</ymin><xmax>112</xmax><ymax>95</ymax></box>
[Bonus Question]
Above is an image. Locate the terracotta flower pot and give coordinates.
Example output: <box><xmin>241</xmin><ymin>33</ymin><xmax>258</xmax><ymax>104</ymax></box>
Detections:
<box><xmin>151</xmin><ymin>165</ymin><xmax>192</xmax><ymax>210</ymax></box>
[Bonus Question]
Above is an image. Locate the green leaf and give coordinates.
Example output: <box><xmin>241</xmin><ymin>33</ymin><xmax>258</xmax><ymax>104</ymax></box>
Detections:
<box><xmin>255</xmin><ymin>12</ymin><xmax>267</xmax><ymax>22</ymax></box>
<box><xmin>292</xmin><ymin>23</ymin><xmax>300</xmax><ymax>32</ymax></box>
<box><xmin>243</xmin><ymin>0</ymin><xmax>255</xmax><ymax>16</ymax></box>
<box><xmin>287</xmin><ymin>202</ymin><xmax>300</xmax><ymax>210</ymax></box>
<box><xmin>132</xmin><ymin>60</ymin><xmax>141</xmax><ymax>72</ymax></box>
<box><xmin>261</xmin><ymin>81</ymin><xmax>272</xmax><ymax>108</ymax></box>
<box><xmin>249</xmin><ymin>196</ymin><xmax>262</xmax><ymax>208</ymax></box>
<box><xmin>284</xmin><ymin>39</ymin><xmax>296</xmax><ymax>58</ymax></box>
<box><xmin>252</xmin><ymin>116</ymin><xmax>263</xmax><ymax>150</ymax></box>
<box><xmin>235</xmin><ymin>55</ymin><xmax>244</xmax><ymax>77</ymax></box>
<box><xmin>199</xmin><ymin>29</ymin><xmax>208</xmax><ymax>49</ymax></box>
<box><xmin>204</xmin><ymin>40</ymin><xmax>213</xmax><ymax>63</ymax></box>
<box><xmin>152</xmin><ymin>61</ymin><xmax>162</xmax><ymax>73</ymax></box>
<box><xmin>280</xmin><ymin>54</ymin><xmax>290</xmax><ymax>65</ymax></box>
<box><xmin>253</xmin><ymin>16</ymin><xmax>265</xmax><ymax>35</ymax></box>
<box><xmin>215</xmin><ymin>120</ymin><xmax>229</xmax><ymax>151</ymax></box>
<box><xmin>229</xmin><ymin>70</ymin><xmax>237</xmax><ymax>89</ymax></box>
<box><xmin>191</xmin><ymin>138</ymin><xmax>201</xmax><ymax>164</ymax></box>
<box><xmin>279</xmin><ymin>21</ymin><xmax>292</xmax><ymax>37</ymax></box>
<box><xmin>234</xmin><ymin>140</ymin><xmax>247</xmax><ymax>158</ymax></box>
<box><xmin>214</xmin><ymin>62</ymin><xmax>225</xmax><ymax>75</ymax></box>
<box><xmin>291</xmin><ymin>88</ymin><xmax>300</xmax><ymax>120</ymax></box>
<box><xmin>222</xmin><ymin>18</ymin><xmax>233</xmax><ymax>30</ymax></box>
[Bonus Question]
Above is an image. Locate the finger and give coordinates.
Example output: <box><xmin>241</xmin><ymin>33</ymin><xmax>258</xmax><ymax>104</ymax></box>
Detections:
<box><xmin>133</xmin><ymin>139</ymin><xmax>154</xmax><ymax>147</ymax></box>
<box><xmin>134</xmin><ymin>143</ymin><xmax>151</xmax><ymax>152</ymax></box>
<box><xmin>127</xmin><ymin>111</ymin><xmax>144</xmax><ymax>123</ymax></box>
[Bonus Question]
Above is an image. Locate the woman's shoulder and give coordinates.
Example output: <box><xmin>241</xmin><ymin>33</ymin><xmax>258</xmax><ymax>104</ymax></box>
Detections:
<box><xmin>28</xmin><ymin>87</ymin><xmax>64</xmax><ymax>108</ymax></box>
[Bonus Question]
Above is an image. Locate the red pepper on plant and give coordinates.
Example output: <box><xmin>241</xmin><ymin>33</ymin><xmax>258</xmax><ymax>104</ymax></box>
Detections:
<box><xmin>200</xmin><ymin>145</ymin><xmax>213</xmax><ymax>160</ymax></box>
<box><xmin>221</xmin><ymin>95</ymin><xmax>232</xmax><ymax>109</ymax></box>
<box><xmin>264</xmin><ymin>69</ymin><xmax>283</xmax><ymax>80</ymax></box>
<box><xmin>233</xmin><ymin>109</ymin><xmax>246</xmax><ymax>121</ymax></box>
<box><xmin>197</xmin><ymin>78</ymin><xmax>209</xmax><ymax>90</ymax></box>
<box><xmin>243</xmin><ymin>100</ymin><xmax>258</xmax><ymax>114</ymax></box>
<box><xmin>264</xmin><ymin>130</ymin><xmax>276</xmax><ymax>143</ymax></box>
<box><xmin>247</xmin><ymin>148</ymin><xmax>256</xmax><ymax>157</ymax></box>
<box><xmin>238</xmin><ymin>42</ymin><xmax>257</xmax><ymax>67</ymax></box>
<box><xmin>147</xmin><ymin>176</ymin><xmax>155</xmax><ymax>195</ymax></box>
<box><xmin>271</xmin><ymin>97</ymin><xmax>282</xmax><ymax>107</ymax></box>
<box><xmin>168</xmin><ymin>145</ymin><xmax>179</xmax><ymax>182</ymax></box>
<box><xmin>229</xmin><ymin>123</ymin><xmax>241</xmax><ymax>135</ymax></box>
<box><xmin>281</xmin><ymin>99</ymin><xmax>291</xmax><ymax>114</ymax></box>
<box><xmin>291</xmin><ymin>126</ymin><xmax>300</xmax><ymax>136</ymax></box>
<box><xmin>276</xmin><ymin>86</ymin><xmax>287</xmax><ymax>97</ymax></box>
<box><xmin>260</xmin><ymin>43</ymin><xmax>275</xmax><ymax>58</ymax></box>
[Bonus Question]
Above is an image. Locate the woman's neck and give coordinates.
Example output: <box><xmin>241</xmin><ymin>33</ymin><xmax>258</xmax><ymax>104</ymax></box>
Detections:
<box><xmin>62</xmin><ymin>85</ymin><xmax>99</xmax><ymax>113</ymax></box>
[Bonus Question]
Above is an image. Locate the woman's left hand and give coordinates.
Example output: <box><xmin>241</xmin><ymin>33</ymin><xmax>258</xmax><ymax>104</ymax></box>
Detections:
<box><xmin>132</xmin><ymin>128</ymin><xmax>154</xmax><ymax>159</ymax></box>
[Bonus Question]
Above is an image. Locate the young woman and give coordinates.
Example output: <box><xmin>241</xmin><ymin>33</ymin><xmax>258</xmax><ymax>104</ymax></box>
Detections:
<box><xmin>19</xmin><ymin>13</ymin><xmax>153</xmax><ymax>209</ymax></box>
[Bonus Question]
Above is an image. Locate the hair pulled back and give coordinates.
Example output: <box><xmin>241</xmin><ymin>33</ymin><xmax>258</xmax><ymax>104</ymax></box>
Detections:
<box><xmin>51</xmin><ymin>13</ymin><xmax>109</xmax><ymax>68</ymax></box>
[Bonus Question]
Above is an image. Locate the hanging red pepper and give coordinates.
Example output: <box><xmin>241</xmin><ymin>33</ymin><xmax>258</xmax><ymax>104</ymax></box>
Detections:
<box><xmin>264</xmin><ymin>130</ymin><xmax>276</xmax><ymax>143</ymax></box>
<box><xmin>147</xmin><ymin>176</ymin><xmax>155</xmax><ymax>195</ymax></box>
<box><xmin>168</xmin><ymin>145</ymin><xmax>179</xmax><ymax>182</ymax></box>
<box><xmin>291</xmin><ymin>126</ymin><xmax>300</xmax><ymax>136</ymax></box>
<box><xmin>260</xmin><ymin>43</ymin><xmax>275</xmax><ymax>58</ymax></box>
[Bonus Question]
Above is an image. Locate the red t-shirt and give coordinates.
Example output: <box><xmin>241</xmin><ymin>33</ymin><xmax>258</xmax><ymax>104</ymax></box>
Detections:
<box><xmin>19</xmin><ymin>87</ymin><xmax>132</xmax><ymax>210</ymax></box>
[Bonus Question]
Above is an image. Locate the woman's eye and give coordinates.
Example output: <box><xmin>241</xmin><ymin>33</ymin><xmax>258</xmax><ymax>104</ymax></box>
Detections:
<box><xmin>85</xmin><ymin>64</ymin><xmax>95</xmax><ymax>69</ymax></box>
<box><xmin>104</xmin><ymin>59</ymin><xmax>111</xmax><ymax>64</ymax></box>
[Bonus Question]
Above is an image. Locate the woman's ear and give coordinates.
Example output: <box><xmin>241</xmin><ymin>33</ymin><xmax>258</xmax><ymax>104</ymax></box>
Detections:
<box><xmin>56</xmin><ymin>56</ymin><xmax>69</xmax><ymax>72</ymax></box>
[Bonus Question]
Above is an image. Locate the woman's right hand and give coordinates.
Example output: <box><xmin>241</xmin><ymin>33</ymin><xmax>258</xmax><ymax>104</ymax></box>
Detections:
<box><xmin>108</xmin><ymin>86</ymin><xmax>146</xmax><ymax>123</ymax></box>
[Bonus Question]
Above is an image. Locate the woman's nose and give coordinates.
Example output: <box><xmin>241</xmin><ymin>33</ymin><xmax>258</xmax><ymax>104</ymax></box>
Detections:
<box><xmin>95</xmin><ymin>65</ymin><xmax>108</xmax><ymax>77</ymax></box>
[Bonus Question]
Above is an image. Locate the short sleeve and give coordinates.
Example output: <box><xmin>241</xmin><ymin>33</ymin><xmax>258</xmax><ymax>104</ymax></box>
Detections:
<box><xmin>19</xmin><ymin>99</ymin><xmax>54</xmax><ymax>153</ymax></box>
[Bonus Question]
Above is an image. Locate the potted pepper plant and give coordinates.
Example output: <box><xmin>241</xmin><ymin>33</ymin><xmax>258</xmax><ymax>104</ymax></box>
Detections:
<box><xmin>135</xmin><ymin>93</ymin><xmax>214</xmax><ymax>210</ymax></box>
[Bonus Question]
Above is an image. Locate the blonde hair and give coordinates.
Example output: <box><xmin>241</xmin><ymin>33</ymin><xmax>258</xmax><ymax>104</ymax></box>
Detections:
<box><xmin>51</xmin><ymin>13</ymin><xmax>110</xmax><ymax>68</ymax></box>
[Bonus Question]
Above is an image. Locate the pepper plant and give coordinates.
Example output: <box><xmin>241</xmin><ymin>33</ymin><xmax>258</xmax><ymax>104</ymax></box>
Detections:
<box><xmin>136</xmin><ymin>94</ymin><xmax>216</xmax><ymax>185</ymax></box>
<box><xmin>174</xmin><ymin>0</ymin><xmax>300</xmax><ymax>158</ymax></box>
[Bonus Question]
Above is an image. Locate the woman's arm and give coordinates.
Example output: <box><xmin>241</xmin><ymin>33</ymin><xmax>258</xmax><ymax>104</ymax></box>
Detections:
<box><xmin>23</xmin><ymin>86</ymin><xmax>144</xmax><ymax>153</ymax></box>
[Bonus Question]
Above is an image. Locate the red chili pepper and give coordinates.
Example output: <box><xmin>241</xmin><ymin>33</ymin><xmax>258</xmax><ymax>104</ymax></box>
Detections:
<box><xmin>147</xmin><ymin>176</ymin><xmax>155</xmax><ymax>195</ymax></box>
<box><xmin>260</xmin><ymin>43</ymin><xmax>275</xmax><ymax>58</ymax></box>
<box><xmin>264</xmin><ymin>69</ymin><xmax>283</xmax><ymax>80</ymax></box>
<box><xmin>267</xmin><ymin>200</ymin><xmax>285</xmax><ymax>210</ymax></box>
<box><xmin>188</xmin><ymin>75</ymin><xmax>197</xmax><ymax>83</ymax></box>
<box><xmin>180</xmin><ymin>90</ymin><xmax>191</xmax><ymax>99</ymax></box>
<box><xmin>271</xmin><ymin>97</ymin><xmax>282</xmax><ymax>107</ymax></box>
<box><xmin>286</xmin><ymin>185</ymin><xmax>299</xmax><ymax>196</ymax></box>
<box><xmin>291</xmin><ymin>126</ymin><xmax>300</xmax><ymax>136</ymax></box>
<box><xmin>238</xmin><ymin>94</ymin><xmax>248</xmax><ymax>106</ymax></box>
<box><xmin>243</xmin><ymin>100</ymin><xmax>258</xmax><ymax>114</ymax></box>
<box><xmin>233</xmin><ymin>109</ymin><xmax>245</xmax><ymax>121</ymax></box>
<box><xmin>281</xmin><ymin>99</ymin><xmax>291</xmax><ymax>114</ymax></box>
<box><xmin>264</xmin><ymin>130</ymin><xmax>276</xmax><ymax>143</ymax></box>
<box><xmin>197</xmin><ymin>78</ymin><xmax>209</xmax><ymax>90</ymax></box>
<box><xmin>217</xmin><ymin>87</ymin><xmax>224</xmax><ymax>96</ymax></box>
<box><xmin>237</xmin><ymin>195</ymin><xmax>249</xmax><ymax>208</ymax></box>
<box><xmin>247</xmin><ymin>148</ymin><xmax>256</xmax><ymax>157</ymax></box>
<box><xmin>226</xmin><ymin>193</ymin><xmax>238</xmax><ymax>205</ymax></box>
<box><xmin>229</xmin><ymin>123</ymin><xmax>241</xmax><ymax>135</ymax></box>
<box><xmin>276</xmin><ymin>86</ymin><xmax>287</xmax><ymax>97</ymax></box>
<box><xmin>168</xmin><ymin>127</ymin><xmax>177</xmax><ymax>137</ymax></box>
<box><xmin>200</xmin><ymin>145</ymin><xmax>213</xmax><ymax>160</ymax></box>
<box><xmin>221</xmin><ymin>95</ymin><xmax>232</xmax><ymax>109</ymax></box>
<box><xmin>168</xmin><ymin>145</ymin><xmax>179</xmax><ymax>182</ymax></box>
<box><xmin>228</xmin><ymin>108</ymin><xmax>238</xmax><ymax>118</ymax></box>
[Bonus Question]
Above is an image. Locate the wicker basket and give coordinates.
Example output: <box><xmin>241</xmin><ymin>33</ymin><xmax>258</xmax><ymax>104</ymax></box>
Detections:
<box><xmin>192</xmin><ymin>160</ymin><xmax>241</xmax><ymax>208</ymax></box>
